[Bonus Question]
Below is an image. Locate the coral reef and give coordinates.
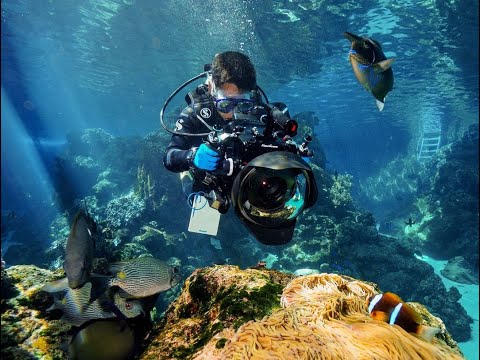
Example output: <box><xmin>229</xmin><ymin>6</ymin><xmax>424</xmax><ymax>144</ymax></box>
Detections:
<box><xmin>329</xmin><ymin>173</ymin><xmax>354</xmax><ymax>210</ymax></box>
<box><xmin>7</xmin><ymin>127</ymin><xmax>471</xmax><ymax>348</ymax></box>
<box><xmin>357</xmin><ymin>124</ymin><xmax>478</xmax><ymax>276</ymax></box>
<box><xmin>139</xmin><ymin>267</ymin><xmax>463</xmax><ymax>359</ymax></box>
<box><xmin>1</xmin><ymin>265</ymin><xmax>71</xmax><ymax>359</ymax></box>
<box><xmin>73</xmin><ymin>155</ymin><xmax>98</xmax><ymax>169</ymax></box>
<box><xmin>140</xmin><ymin>265</ymin><xmax>293</xmax><ymax>359</ymax></box>
<box><xmin>419</xmin><ymin>124</ymin><xmax>479</xmax><ymax>271</ymax></box>
<box><xmin>268</xmin><ymin>207</ymin><xmax>473</xmax><ymax>342</ymax></box>
<box><xmin>105</xmin><ymin>191</ymin><xmax>146</xmax><ymax>229</ymax></box>
<box><xmin>136</xmin><ymin>165</ymin><xmax>156</xmax><ymax>202</ymax></box>
<box><xmin>357</xmin><ymin>155</ymin><xmax>424</xmax><ymax>219</ymax></box>
<box><xmin>80</xmin><ymin>128</ymin><xmax>114</xmax><ymax>151</ymax></box>
<box><xmin>0</xmin><ymin>263</ymin><xmax>466</xmax><ymax>358</ymax></box>
<box><xmin>92</xmin><ymin>178</ymin><xmax>117</xmax><ymax>200</ymax></box>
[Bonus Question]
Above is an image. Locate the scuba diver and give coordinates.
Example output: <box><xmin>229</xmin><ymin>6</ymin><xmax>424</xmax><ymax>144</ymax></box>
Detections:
<box><xmin>163</xmin><ymin>51</ymin><xmax>259</xmax><ymax>187</ymax></box>
<box><xmin>405</xmin><ymin>217</ymin><xmax>416</xmax><ymax>226</ymax></box>
<box><xmin>161</xmin><ymin>51</ymin><xmax>317</xmax><ymax>245</ymax></box>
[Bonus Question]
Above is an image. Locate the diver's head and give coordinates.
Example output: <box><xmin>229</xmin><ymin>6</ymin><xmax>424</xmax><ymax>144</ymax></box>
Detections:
<box><xmin>207</xmin><ymin>51</ymin><xmax>257</xmax><ymax>121</ymax></box>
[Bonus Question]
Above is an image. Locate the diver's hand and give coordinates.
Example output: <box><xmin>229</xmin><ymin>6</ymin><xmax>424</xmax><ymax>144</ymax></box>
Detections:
<box><xmin>192</xmin><ymin>143</ymin><xmax>221</xmax><ymax>171</ymax></box>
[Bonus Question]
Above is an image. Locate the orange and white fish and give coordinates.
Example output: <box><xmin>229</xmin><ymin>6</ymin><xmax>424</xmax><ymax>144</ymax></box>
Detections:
<box><xmin>367</xmin><ymin>292</ymin><xmax>441</xmax><ymax>342</ymax></box>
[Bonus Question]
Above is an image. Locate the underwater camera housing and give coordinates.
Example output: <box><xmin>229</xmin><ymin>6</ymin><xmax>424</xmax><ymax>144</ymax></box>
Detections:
<box><xmin>160</xmin><ymin>65</ymin><xmax>318</xmax><ymax>245</ymax></box>
<box><xmin>197</xmin><ymin>102</ymin><xmax>318</xmax><ymax>245</ymax></box>
<box><xmin>231</xmin><ymin>152</ymin><xmax>317</xmax><ymax>245</ymax></box>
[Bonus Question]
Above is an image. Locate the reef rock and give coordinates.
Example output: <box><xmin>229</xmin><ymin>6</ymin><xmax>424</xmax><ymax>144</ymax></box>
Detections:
<box><xmin>140</xmin><ymin>265</ymin><xmax>464</xmax><ymax>360</ymax></box>
<box><xmin>1</xmin><ymin>265</ymin><xmax>71</xmax><ymax>360</ymax></box>
<box><xmin>441</xmin><ymin>256</ymin><xmax>479</xmax><ymax>285</ymax></box>
<box><xmin>0</xmin><ymin>264</ymin><xmax>465</xmax><ymax>359</ymax></box>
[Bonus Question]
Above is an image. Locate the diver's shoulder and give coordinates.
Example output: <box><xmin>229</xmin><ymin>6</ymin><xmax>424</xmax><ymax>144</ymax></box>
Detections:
<box><xmin>179</xmin><ymin>105</ymin><xmax>195</xmax><ymax>117</ymax></box>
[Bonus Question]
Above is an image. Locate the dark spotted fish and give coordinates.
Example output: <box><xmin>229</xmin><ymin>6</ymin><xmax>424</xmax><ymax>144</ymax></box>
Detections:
<box><xmin>108</xmin><ymin>257</ymin><xmax>181</xmax><ymax>298</ymax></box>
<box><xmin>64</xmin><ymin>210</ymin><xmax>97</xmax><ymax>289</ymax></box>
<box><xmin>344</xmin><ymin>31</ymin><xmax>395</xmax><ymax>111</ymax></box>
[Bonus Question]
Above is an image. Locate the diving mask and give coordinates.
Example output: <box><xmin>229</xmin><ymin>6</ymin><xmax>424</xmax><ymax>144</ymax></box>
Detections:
<box><xmin>212</xmin><ymin>88</ymin><xmax>254</xmax><ymax>114</ymax></box>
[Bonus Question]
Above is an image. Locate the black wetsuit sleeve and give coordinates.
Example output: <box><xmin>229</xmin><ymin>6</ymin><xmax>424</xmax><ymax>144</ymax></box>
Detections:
<box><xmin>163</xmin><ymin>107</ymin><xmax>199</xmax><ymax>173</ymax></box>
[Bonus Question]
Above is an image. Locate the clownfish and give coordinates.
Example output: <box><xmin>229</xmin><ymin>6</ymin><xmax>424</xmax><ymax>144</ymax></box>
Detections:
<box><xmin>367</xmin><ymin>292</ymin><xmax>441</xmax><ymax>342</ymax></box>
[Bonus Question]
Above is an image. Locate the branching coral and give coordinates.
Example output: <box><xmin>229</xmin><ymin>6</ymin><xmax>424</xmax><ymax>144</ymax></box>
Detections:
<box><xmin>330</xmin><ymin>174</ymin><xmax>354</xmax><ymax>209</ymax></box>
<box><xmin>215</xmin><ymin>273</ymin><xmax>464</xmax><ymax>360</ymax></box>
<box><xmin>105</xmin><ymin>191</ymin><xmax>145</xmax><ymax>228</ymax></box>
<box><xmin>80</xmin><ymin>128</ymin><xmax>114</xmax><ymax>149</ymax></box>
<box><xmin>136</xmin><ymin>164</ymin><xmax>156</xmax><ymax>201</ymax></box>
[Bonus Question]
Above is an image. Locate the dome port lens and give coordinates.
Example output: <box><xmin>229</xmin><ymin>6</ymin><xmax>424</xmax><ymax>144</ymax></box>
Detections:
<box><xmin>254</xmin><ymin>176</ymin><xmax>288</xmax><ymax>209</ymax></box>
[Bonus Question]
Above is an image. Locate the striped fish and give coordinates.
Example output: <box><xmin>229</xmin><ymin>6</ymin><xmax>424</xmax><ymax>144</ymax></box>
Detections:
<box><xmin>108</xmin><ymin>257</ymin><xmax>181</xmax><ymax>298</ymax></box>
<box><xmin>47</xmin><ymin>282</ymin><xmax>144</xmax><ymax>327</ymax></box>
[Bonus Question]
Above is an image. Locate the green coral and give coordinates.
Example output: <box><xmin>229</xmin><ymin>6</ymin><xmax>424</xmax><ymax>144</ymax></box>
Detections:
<box><xmin>171</xmin><ymin>321</ymin><xmax>223</xmax><ymax>359</ymax></box>
<box><xmin>169</xmin><ymin>278</ymin><xmax>283</xmax><ymax>360</ymax></box>
<box><xmin>330</xmin><ymin>173</ymin><xmax>354</xmax><ymax>208</ymax></box>
<box><xmin>74</xmin><ymin>155</ymin><xmax>98</xmax><ymax>169</ymax></box>
<box><xmin>217</xmin><ymin>283</ymin><xmax>283</xmax><ymax>329</ymax></box>
<box><xmin>132</xmin><ymin>225</ymin><xmax>183</xmax><ymax>247</ymax></box>
<box><xmin>92</xmin><ymin>179</ymin><xmax>117</xmax><ymax>199</ymax></box>
<box><xmin>116</xmin><ymin>243</ymin><xmax>151</xmax><ymax>260</ymax></box>
<box><xmin>136</xmin><ymin>164</ymin><xmax>155</xmax><ymax>201</ymax></box>
<box><xmin>1</xmin><ymin>266</ymin><xmax>72</xmax><ymax>359</ymax></box>
<box><xmin>215</xmin><ymin>338</ymin><xmax>228</xmax><ymax>349</ymax></box>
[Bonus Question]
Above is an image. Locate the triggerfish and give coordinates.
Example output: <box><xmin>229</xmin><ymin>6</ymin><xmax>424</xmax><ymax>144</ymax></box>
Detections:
<box><xmin>69</xmin><ymin>319</ymin><xmax>136</xmax><ymax>360</ymax></box>
<box><xmin>367</xmin><ymin>292</ymin><xmax>441</xmax><ymax>342</ymax></box>
<box><xmin>344</xmin><ymin>31</ymin><xmax>395</xmax><ymax>111</ymax></box>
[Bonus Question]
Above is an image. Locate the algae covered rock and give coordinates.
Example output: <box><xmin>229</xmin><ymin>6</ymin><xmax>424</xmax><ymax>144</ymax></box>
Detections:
<box><xmin>441</xmin><ymin>256</ymin><xmax>479</xmax><ymax>285</ymax></box>
<box><xmin>140</xmin><ymin>265</ymin><xmax>294</xmax><ymax>359</ymax></box>
<box><xmin>140</xmin><ymin>266</ymin><xmax>464</xmax><ymax>360</ymax></box>
<box><xmin>1</xmin><ymin>265</ymin><xmax>71</xmax><ymax>360</ymax></box>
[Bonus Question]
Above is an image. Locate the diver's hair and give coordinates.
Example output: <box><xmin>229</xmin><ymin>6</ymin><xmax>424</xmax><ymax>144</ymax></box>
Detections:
<box><xmin>211</xmin><ymin>51</ymin><xmax>256</xmax><ymax>92</ymax></box>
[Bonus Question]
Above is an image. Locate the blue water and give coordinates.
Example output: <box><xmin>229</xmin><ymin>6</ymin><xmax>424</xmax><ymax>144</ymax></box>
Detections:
<box><xmin>1</xmin><ymin>0</ymin><xmax>478</xmax><ymax>358</ymax></box>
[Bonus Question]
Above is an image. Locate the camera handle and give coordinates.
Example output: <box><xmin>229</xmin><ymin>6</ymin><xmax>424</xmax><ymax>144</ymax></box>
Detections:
<box><xmin>199</xmin><ymin>128</ymin><xmax>235</xmax><ymax>214</ymax></box>
<box><xmin>204</xmin><ymin>128</ymin><xmax>235</xmax><ymax>177</ymax></box>
<box><xmin>298</xmin><ymin>135</ymin><xmax>314</xmax><ymax>157</ymax></box>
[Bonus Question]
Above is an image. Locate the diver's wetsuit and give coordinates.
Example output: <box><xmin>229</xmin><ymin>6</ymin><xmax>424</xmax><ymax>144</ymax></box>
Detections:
<box><xmin>163</xmin><ymin>105</ymin><xmax>223</xmax><ymax>173</ymax></box>
<box><xmin>163</xmin><ymin>84</ymin><xmax>293</xmax><ymax>185</ymax></box>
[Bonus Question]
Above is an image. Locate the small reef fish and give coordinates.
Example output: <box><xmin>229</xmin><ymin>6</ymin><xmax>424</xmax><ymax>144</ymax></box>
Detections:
<box><xmin>344</xmin><ymin>31</ymin><xmax>395</xmax><ymax>111</ymax></box>
<box><xmin>64</xmin><ymin>210</ymin><xmax>97</xmax><ymax>289</ymax></box>
<box><xmin>108</xmin><ymin>257</ymin><xmax>181</xmax><ymax>298</ymax></box>
<box><xmin>46</xmin><ymin>282</ymin><xmax>144</xmax><ymax>327</ymax></box>
<box><xmin>69</xmin><ymin>319</ymin><xmax>136</xmax><ymax>360</ymax></box>
<box><xmin>367</xmin><ymin>292</ymin><xmax>441</xmax><ymax>341</ymax></box>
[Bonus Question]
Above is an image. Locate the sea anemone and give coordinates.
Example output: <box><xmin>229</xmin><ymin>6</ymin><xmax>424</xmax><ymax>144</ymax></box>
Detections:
<box><xmin>216</xmin><ymin>273</ymin><xmax>464</xmax><ymax>359</ymax></box>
